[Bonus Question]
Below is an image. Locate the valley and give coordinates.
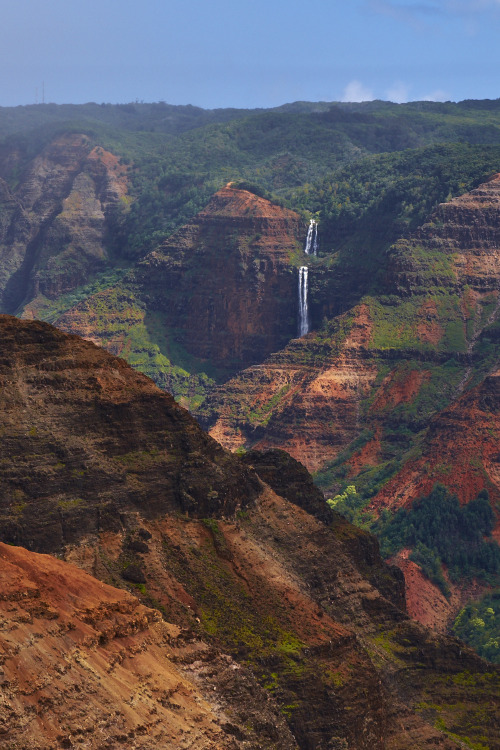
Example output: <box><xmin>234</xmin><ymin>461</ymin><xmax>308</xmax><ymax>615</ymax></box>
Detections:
<box><xmin>1</xmin><ymin>98</ymin><xmax>500</xmax><ymax>746</ymax></box>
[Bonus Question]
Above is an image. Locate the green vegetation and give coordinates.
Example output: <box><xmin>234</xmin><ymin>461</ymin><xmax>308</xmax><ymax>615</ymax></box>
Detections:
<box><xmin>324</xmin><ymin>484</ymin><xmax>500</xmax><ymax>597</ymax></box>
<box><xmin>453</xmin><ymin>592</ymin><xmax>500</xmax><ymax>664</ymax></box>
<box><xmin>57</xmin><ymin>497</ymin><xmax>84</xmax><ymax>510</ymax></box>
<box><xmin>34</xmin><ymin>267</ymin><xmax>131</xmax><ymax>324</ymax></box>
<box><xmin>375</xmin><ymin>485</ymin><xmax>500</xmax><ymax>594</ymax></box>
<box><xmin>326</xmin><ymin>485</ymin><xmax>373</xmax><ymax>530</ymax></box>
<box><xmin>5</xmin><ymin>100</ymin><xmax>500</xmax><ymax>266</ymax></box>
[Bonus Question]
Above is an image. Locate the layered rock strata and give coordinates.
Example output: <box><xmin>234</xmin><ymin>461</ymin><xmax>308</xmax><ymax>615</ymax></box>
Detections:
<box><xmin>200</xmin><ymin>175</ymin><xmax>500</xmax><ymax>477</ymax></box>
<box><xmin>0</xmin><ymin>315</ymin><xmax>260</xmax><ymax>552</ymax></box>
<box><xmin>0</xmin><ymin>542</ymin><xmax>257</xmax><ymax>749</ymax></box>
<box><xmin>0</xmin><ymin>134</ymin><xmax>129</xmax><ymax>314</ymax></box>
<box><xmin>54</xmin><ymin>184</ymin><xmax>304</xmax><ymax>383</ymax></box>
<box><xmin>0</xmin><ymin>316</ymin><xmax>499</xmax><ymax>749</ymax></box>
<box><xmin>370</xmin><ymin>367</ymin><xmax>500</xmax><ymax>525</ymax></box>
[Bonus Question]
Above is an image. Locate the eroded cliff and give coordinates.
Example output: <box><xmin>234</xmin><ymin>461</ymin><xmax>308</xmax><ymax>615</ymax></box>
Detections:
<box><xmin>0</xmin><ymin>316</ymin><xmax>499</xmax><ymax>749</ymax></box>
<box><xmin>52</xmin><ymin>184</ymin><xmax>304</xmax><ymax>406</ymax></box>
<box><xmin>0</xmin><ymin>134</ymin><xmax>129</xmax><ymax>315</ymax></box>
<box><xmin>0</xmin><ymin>542</ymin><xmax>265</xmax><ymax>749</ymax></box>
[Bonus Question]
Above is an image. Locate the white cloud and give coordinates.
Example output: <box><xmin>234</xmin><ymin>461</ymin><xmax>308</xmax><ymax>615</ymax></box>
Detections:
<box><xmin>385</xmin><ymin>81</ymin><xmax>411</xmax><ymax>102</ymax></box>
<box><xmin>341</xmin><ymin>80</ymin><xmax>375</xmax><ymax>103</ymax></box>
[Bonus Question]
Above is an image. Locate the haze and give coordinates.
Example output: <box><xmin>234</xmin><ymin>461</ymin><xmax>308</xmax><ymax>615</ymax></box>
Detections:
<box><xmin>2</xmin><ymin>0</ymin><xmax>500</xmax><ymax>109</ymax></box>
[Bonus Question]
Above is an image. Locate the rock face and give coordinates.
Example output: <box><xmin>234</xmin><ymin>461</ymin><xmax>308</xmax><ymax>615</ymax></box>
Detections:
<box><xmin>0</xmin><ymin>542</ymin><xmax>255</xmax><ymax>749</ymax></box>
<box><xmin>240</xmin><ymin>448</ymin><xmax>333</xmax><ymax>522</ymax></box>
<box><xmin>53</xmin><ymin>184</ymin><xmax>304</xmax><ymax>393</ymax></box>
<box><xmin>370</xmin><ymin>367</ymin><xmax>500</xmax><ymax>523</ymax></box>
<box><xmin>0</xmin><ymin>134</ymin><xmax>129</xmax><ymax>315</ymax></box>
<box><xmin>199</xmin><ymin>174</ymin><xmax>500</xmax><ymax>476</ymax></box>
<box><xmin>1</xmin><ymin>315</ymin><xmax>499</xmax><ymax>749</ymax></box>
<box><xmin>199</xmin><ymin>302</ymin><xmax>379</xmax><ymax>472</ymax></box>
<box><xmin>136</xmin><ymin>184</ymin><xmax>303</xmax><ymax>370</ymax></box>
<box><xmin>0</xmin><ymin>314</ymin><xmax>260</xmax><ymax>552</ymax></box>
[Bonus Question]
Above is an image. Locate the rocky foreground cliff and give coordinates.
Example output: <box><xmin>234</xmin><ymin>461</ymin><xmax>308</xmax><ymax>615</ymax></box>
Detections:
<box><xmin>0</xmin><ymin>542</ymin><xmax>250</xmax><ymax>750</ymax></box>
<box><xmin>0</xmin><ymin>315</ymin><xmax>499</xmax><ymax>749</ymax></box>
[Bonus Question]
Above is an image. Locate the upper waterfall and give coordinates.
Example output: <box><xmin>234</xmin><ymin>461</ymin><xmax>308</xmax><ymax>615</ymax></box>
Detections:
<box><xmin>304</xmin><ymin>219</ymin><xmax>318</xmax><ymax>256</ymax></box>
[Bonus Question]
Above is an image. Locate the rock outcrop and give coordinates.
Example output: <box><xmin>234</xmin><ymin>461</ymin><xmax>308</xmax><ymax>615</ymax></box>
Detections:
<box><xmin>53</xmin><ymin>184</ymin><xmax>304</xmax><ymax>395</ymax></box>
<box><xmin>136</xmin><ymin>184</ymin><xmax>302</xmax><ymax>369</ymax></box>
<box><xmin>1</xmin><ymin>315</ymin><xmax>499</xmax><ymax>749</ymax></box>
<box><xmin>0</xmin><ymin>134</ymin><xmax>129</xmax><ymax>315</ymax></box>
<box><xmin>0</xmin><ymin>542</ymin><xmax>262</xmax><ymax>749</ymax></box>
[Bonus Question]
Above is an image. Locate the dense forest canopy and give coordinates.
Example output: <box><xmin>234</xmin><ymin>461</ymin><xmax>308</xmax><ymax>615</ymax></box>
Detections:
<box><xmin>3</xmin><ymin>98</ymin><xmax>500</xmax><ymax>260</ymax></box>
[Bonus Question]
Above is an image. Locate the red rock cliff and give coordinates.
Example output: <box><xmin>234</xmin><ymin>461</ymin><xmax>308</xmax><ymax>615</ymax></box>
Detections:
<box><xmin>55</xmin><ymin>184</ymin><xmax>304</xmax><ymax>382</ymax></box>
<box><xmin>0</xmin><ymin>134</ymin><xmax>129</xmax><ymax>315</ymax></box>
<box><xmin>1</xmin><ymin>316</ymin><xmax>497</xmax><ymax>749</ymax></box>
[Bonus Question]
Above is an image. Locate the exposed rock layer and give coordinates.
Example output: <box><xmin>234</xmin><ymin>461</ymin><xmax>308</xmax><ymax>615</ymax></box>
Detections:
<box><xmin>1</xmin><ymin>316</ymin><xmax>499</xmax><ymax>749</ymax></box>
<box><xmin>55</xmin><ymin>185</ymin><xmax>304</xmax><ymax>382</ymax></box>
<box><xmin>0</xmin><ymin>542</ymin><xmax>253</xmax><ymax>749</ymax></box>
<box><xmin>370</xmin><ymin>367</ymin><xmax>500</xmax><ymax>525</ymax></box>
<box><xmin>0</xmin><ymin>134</ymin><xmax>129</xmax><ymax>315</ymax></box>
<box><xmin>0</xmin><ymin>315</ymin><xmax>260</xmax><ymax>552</ymax></box>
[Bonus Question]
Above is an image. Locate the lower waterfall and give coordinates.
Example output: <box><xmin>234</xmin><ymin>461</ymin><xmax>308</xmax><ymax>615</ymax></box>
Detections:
<box><xmin>298</xmin><ymin>266</ymin><xmax>309</xmax><ymax>337</ymax></box>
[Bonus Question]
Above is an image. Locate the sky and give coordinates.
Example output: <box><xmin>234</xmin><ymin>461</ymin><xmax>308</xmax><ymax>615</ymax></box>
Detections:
<box><xmin>1</xmin><ymin>0</ymin><xmax>500</xmax><ymax>109</ymax></box>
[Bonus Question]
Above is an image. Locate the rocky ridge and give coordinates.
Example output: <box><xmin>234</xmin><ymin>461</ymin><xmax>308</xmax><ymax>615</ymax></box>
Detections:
<box><xmin>1</xmin><ymin>315</ymin><xmax>498</xmax><ymax>749</ymax></box>
<box><xmin>0</xmin><ymin>315</ymin><xmax>260</xmax><ymax>552</ymax></box>
<box><xmin>0</xmin><ymin>133</ymin><xmax>129</xmax><ymax>316</ymax></box>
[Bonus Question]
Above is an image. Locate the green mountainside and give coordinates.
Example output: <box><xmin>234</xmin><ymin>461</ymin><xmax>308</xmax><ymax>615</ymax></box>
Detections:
<box><xmin>3</xmin><ymin>98</ymin><xmax>500</xmax><ymax>261</ymax></box>
<box><xmin>3</xmin><ymin>98</ymin><xmax>500</xmax><ymax>666</ymax></box>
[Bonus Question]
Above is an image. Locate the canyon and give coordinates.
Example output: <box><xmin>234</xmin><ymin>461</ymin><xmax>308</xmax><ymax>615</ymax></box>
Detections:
<box><xmin>2</xmin><ymin>101</ymin><xmax>500</xmax><ymax>745</ymax></box>
<box><xmin>1</xmin><ymin>315</ymin><xmax>499</xmax><ymax>749</ymax></box>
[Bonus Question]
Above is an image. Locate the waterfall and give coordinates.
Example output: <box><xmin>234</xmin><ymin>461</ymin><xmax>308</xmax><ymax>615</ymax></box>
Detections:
<box><xmin>304</xmin><ymin>219</ymin><xmax>318</xmax><ymax>256</ymax></box>
<box><xmin>298</xmin><ymin>266</ymin><xmax>309</xmax><ymax>337</ymax></box>
<box><xmin>298</xmin><ymin>220</ymin><xmax>318</xmax><ymax>336</ymax></box>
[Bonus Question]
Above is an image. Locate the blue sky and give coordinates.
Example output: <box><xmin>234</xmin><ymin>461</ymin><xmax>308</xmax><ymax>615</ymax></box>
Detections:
<box><xmin>1</xmin><ymin>0</ymin><xmax>500</xmax><ymax>108</ymax></box>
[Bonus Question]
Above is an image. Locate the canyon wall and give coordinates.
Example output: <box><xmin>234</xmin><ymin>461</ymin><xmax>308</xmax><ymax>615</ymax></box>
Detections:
<box><xmin>1</xmin><ymin>315</ymin><xmax>497</xmax><ymax>749</ymax></box>
<box><xmin>0</xmin><ymin>134</ymin><xmax>129</xmax><ymax>315</ymax></box>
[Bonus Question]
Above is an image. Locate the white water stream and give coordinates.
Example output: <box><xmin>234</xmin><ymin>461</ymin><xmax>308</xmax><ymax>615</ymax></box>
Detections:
<box><xmin>298</xmin><ymin>266</ymin><xmax>309</xmax><ymax>337</ymax></box>
<box><xmin>304</xmin><ymin>219</ymin><xmax>318</xmax><ymax>256</ymax></box>
<box><xmin>298</xmin><ymin>220</ymin><xmax>318</xmax><ymax>336</ymax></box>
